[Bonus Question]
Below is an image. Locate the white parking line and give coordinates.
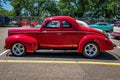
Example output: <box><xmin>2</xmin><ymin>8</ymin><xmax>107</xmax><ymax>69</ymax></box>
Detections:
<box><xmin>116</xmin><ymin>45</ymin><xmax>120</xmax><ymax>49</ymax></box>
<box><xmin>0</xmin><ymin>49</ymin><xmax>10</xmax><ymax>56</ymax></box>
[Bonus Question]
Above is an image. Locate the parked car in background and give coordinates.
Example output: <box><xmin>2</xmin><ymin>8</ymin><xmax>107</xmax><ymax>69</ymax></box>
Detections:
<box><xmin>111</xmin><ymin>21</ymin><xmax>120</xmax><ymax>39</ymax></box>
<box><xmin>30</xmin><ymin>21</ymin><xmax>39</xmax><ymax>27</ymax></box>
<box><xmin>17</xmin><ymin>19</ymin><xmax>39</xmax><ymax>27</ymax></box>
<box><xmin>89</xmin><ymin>22</ymin><xmax>113</xmax><ymax>32</ymax></box>
<box><xmin>114</xmin><ymin>21</ymin><xmax>120</xmax><ymax>27</ymax></box>
<box><xmin>35</xmin><ymin>24</ymin><xmax>41</xmax><ymax>28</ymax></box>
<box><xmin>17</xmin><ymin>19</ymin><xmax>29</xmax><ymax>27</ymax></box>
<box><xmin>5</xmin><ymin>16</ymin><xmax>114</xmax><ymax>58</ymax></box>
<box><xmin>0</xmin><ymin>17</ymin><xmax>10</xmax><ymax>26</ymax></box>
<box><xmin>76</xmin><ymin>20</ymin><xmax>89</xmax><ymax>27</ymax></box>
<box><xmin>9</xmin><ymin>20</ymin><xmax>17</xmax><ymax>25</ymax></box>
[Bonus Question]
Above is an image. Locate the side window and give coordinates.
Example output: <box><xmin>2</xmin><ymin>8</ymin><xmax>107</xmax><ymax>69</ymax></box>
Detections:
<box><xmin>45</xmin><ymin>21</ymin><xmax>60</xmax><ymax>28</ymax></box>
<box><xmin>62</xmin><ymin>21</ymin><xmax>72</xmax><ymax>28</ymax></box>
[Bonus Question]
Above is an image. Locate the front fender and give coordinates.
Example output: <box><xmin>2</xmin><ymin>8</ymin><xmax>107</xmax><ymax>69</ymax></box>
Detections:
<box><xmin>5</xmin><ymin>35</ymin><xmax>38</xmax><ymax>52</ymax></box>
<box><xmin>78</xmin><ymin>35</ymin><xmax>114</xmax><ymax>53</ymax></box>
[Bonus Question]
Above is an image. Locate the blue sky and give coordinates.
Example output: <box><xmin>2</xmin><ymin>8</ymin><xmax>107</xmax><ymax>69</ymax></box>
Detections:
<box><xmin>1</xmin><ymin>1</ymin><xmax>13</xmax><ymax>11</ymax></box>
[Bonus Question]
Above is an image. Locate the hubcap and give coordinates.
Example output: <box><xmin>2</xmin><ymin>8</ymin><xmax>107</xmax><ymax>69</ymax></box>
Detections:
<box><xmin>84</xmin><ymin>44</ymin><xmax>97</xmax><ymax>57</ymax></box>
<box><xmin>12</xmin><ymin>43</ymin><xmax>25</xmax><ymax>56</ymax></box>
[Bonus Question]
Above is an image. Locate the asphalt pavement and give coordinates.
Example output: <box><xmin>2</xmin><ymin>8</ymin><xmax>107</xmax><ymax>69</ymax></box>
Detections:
<box><xmin>0</xmin><ymin>27</ymin><xmax>120</xmax><ymax>80</ymax></box>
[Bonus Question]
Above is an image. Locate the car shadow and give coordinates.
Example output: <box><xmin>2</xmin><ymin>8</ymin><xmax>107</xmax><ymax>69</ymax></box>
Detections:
<box><xmin>8</xmin><ymin>50</ymin><xmax>118</xmax><ymax>60</ymax></box>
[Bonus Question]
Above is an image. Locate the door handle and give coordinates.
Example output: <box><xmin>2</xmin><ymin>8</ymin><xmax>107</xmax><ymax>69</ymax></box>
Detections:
<box><xmin>43</xmin><ymin>31</ymin><xmax>47</xmax><ymax>33</ymax></box>
<box><xmin>57</xmin><ymin>33</ymin><xmax>61</xmax><ymax>35</ymax></box>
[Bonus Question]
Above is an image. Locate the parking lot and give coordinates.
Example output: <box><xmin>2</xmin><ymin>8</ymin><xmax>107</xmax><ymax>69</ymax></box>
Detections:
<box><xmin>0</xmin><ymin>27</ymin><xmax>120</xmax><ymax>80</ymax></box>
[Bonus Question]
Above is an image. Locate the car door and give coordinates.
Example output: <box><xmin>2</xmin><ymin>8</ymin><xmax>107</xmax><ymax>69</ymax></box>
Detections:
<box><xmin>39</xmin><ymin>20</ymin><xmax>62</xmax><ymax>49</ymax></box>
<box><xmin>61</xmin><ymin>21</ymin><xmax>85</xmax><ymax>49</ymax></box>
<box><xmin>61</xmin><ymin>21</ymin><xmax>73</xmax><ymax>49</ymax></box>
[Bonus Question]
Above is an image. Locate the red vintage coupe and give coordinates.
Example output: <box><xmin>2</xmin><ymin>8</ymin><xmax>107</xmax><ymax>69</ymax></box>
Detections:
<box><xmin>5</xmin><ymin>16</ymin><xmax>114</xmax><ymax>58</ymax></box>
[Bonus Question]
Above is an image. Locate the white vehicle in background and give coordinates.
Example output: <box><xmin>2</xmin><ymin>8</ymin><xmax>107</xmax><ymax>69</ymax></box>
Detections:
<box><xmin>76</xmin><ymin>20</ymin><xmax>89</xmax><ymax>27</ymax></box>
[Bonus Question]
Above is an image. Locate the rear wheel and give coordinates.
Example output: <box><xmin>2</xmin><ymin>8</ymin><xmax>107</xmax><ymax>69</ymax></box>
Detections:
<box><xmin>83</xmin><ymin>43</ymin><xmax>100</xmax><ymax>58</ymax></box>
<box><xmin>11</xmin><ymin>43</ymin><xmax>26</xmax><ymax>56</ymax></box>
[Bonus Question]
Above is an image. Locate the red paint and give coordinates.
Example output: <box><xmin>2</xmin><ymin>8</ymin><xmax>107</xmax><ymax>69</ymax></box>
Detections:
<box><xmin>5</xmin><ymin>16</ymin><xmax>114</xmax><ymax>53</ymax></box>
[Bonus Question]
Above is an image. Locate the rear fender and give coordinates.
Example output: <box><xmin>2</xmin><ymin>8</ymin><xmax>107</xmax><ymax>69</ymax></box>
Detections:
<box><xmin>5</xmin><ymin>35</ymin><xmax>38</xmax><ymax>52</ymax></box>
<box><xmin>78</xmin><ymin>35</ymin><xmax>113</xmax><ymax>53</ymax></box>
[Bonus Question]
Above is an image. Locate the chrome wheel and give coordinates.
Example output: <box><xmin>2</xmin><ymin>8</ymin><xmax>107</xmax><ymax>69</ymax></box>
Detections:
<box><xmin>11</xmin><ymin>43</ymin><xmax>25</xmax><ymax>56</ymax></box>
<box><xmin>83</xmin><ymin>43</ymin><xmax>99</xmax><ymax>58</ymax></box>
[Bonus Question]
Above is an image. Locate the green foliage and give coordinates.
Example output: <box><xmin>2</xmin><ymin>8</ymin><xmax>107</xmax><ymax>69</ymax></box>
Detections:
<box><xmin>1</xmin><ymin>0</ymin><xmax>120</xmax><ymax>19</ymax></box>
<box><xmin>0</xmin><ymin>8</ymin><xmax>15</xmax><ymax>17</ymax></box>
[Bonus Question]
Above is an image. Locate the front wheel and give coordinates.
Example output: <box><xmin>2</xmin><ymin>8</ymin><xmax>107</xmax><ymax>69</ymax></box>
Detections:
<box><xmin>11</xmin><ymin>43</ymin><xmax>26</xmax><ymax>57</ymax></box>
<box><xmin>82</xmin><ymin>43</ymin><xmax>100</xmax><ymax>58</ymax></box>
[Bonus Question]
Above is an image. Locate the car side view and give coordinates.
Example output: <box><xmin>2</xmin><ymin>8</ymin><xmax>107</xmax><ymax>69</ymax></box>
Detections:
<box><xmin>5</xmin><ymin>16</ymin><xmax>114</xmax><ymax>58</ymax></box>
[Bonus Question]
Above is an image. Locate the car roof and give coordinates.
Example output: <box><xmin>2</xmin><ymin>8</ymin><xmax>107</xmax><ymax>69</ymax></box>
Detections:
<box><xmin>44</xmin><ymin>16</ymin><xmax>76</xmax><ymax>22</ymax></box>
<box><xmin>97</xmin><ymin>22</ymin><xmax>108</xmax><ymax>24</ymax></box>
<box><xmin>43</xmin><ymin>16</ymin><xmax>80</xmax><ymax>29</ymax></box>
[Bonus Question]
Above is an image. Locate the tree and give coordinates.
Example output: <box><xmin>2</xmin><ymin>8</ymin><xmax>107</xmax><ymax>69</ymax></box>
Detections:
<box><xmin>8</xmin><ymin>0</ymin><xmax>120</xmax><ymax>19</ymax></box>
<box><xmin>85</xmin><ymin>0</ymin><xmax>120</xmax><ymax>19</ymax></box>
<box><xmin>0</xmin><ymin>8</ymin><xmax>15</xmax><ymax>17</ymax></box>
<box><xmin>44</xmin><ymin>0</ymin><xmax>59</xmax><ymax>16</ymax></box>
<box><xmin>10</xmin><ymin>0</ymin><xmax>23</xmax><ymax>16</ymax></box>
<box><xmin>58</xmin><ymin>0</ymin><xmax>88</xmax><ymax>18</ymax></box>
